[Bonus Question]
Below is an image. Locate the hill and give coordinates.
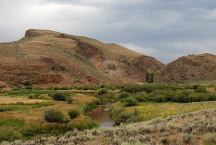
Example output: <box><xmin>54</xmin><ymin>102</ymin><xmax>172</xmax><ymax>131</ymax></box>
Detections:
<box><xmin>156</xmin><ymin>53</ymin><xmax>216</xmax><ymax>83</ymax></box>
<box><xmin>0</xmin><ymin>29</ymin><xmax>164</xmax><ymax>87</ymax></box>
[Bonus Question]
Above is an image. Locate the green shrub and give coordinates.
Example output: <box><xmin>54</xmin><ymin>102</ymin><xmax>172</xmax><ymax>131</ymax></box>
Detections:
<box><xmin>25</xmin><ymin>86</ymin><xmax>32</xmax><ymax>89</ymax></box>
<box><xmin>119</xmin><ymin>85</ymin><xmax>216</xmax><ymax>103</ymax></box>
<box><xmin>206</xmin><ymin>93</ymin><xmax>216</xmax><ymax>101</ymax></box>
<box><xmin>163</xmin><ymin>90</ymin><xmax>176</xmax><ymax>101</ymax></box>
<box><xmin>68</xmin><ymin>110</ymin><xmax>79</xmax><ymax>119</ymax></box>
<box><xmin>123</xmin><ymin>97</ymin><xmax>138</xmax><ymax>106</ymax></box>
<box><xmin>127</xmin><ymin>109</ymin><xmax>139</xmax><ymax>123</ymax></box>
<box><xmin>173</xmin><ymin>90</ymin><xmax>191</xmax><ymax>103</ymax></box>
<box><xmin>0</xmin><ymin>106</ymin><xmax>13</xmax><ymax>112</ymax></box>
<box><xmin>118</xmin><ymin>92</ymin><xmax>130</xmax><ymax>99</ymax></box>
<box><xmin>83</xmin><ymin>101</ymin><xmax>99</xmax><ymax>113</ymax></box>
<box><xmin>67</xmin><ymin>116</ymin><xmax>98</xmax><ymax>130</ymax></box>
<box><xmin>193</xmin><ymin>85</ymin><xmax>207</xmax><ymax>93</ymax></box>
<box><xmin>188</xmin><ymin>93</ymin><xmax>208</xmax><ymax>102</ymax></box>
<box><xmin>134</xmin><ymin>92</ymin><xmax>149</xmax><ymax>102</ymax></box>
<box><xmin>0</xmin><ymin>126</ymin><xmax>22</xmax><ymax>142</ymax></box>
<box><xmin>44</xmin><ymin>109</ymin><xmax>65</xmax><ymax>123</ymax></box>
<box><xmin>97</xmin><ymin>88</ymin><xmax>109</xmax><ymax>95</ymax></box>
<box><xmin>7</xmin><ymin>89</ymin><xmax>50</xmax><ymax>96</ymax></box>
<box><xmin>28</xmin><ymin>95</ymin><xmax>34</xmax><ymax>99</ymax></box>
<box><xmin>28</xmin><ymin>94</ymin><xmax>40</xmax><ymax>99</ymax></box>
<box><xmin>100</xmin><ymin>84</ymin><xmax>107</xmax><ymax>88</ymax></box>
<box><xmin>49</xmin><ymin>91</ymin><xmax>70</xmax><ymax>101</ymax></box>
<box><xmin>99</xmin><ymin>92</ymin><xmax>118</xmax><ymax>104</ymax></box>
<box><xmin>153</xmin><ymin>94</ymin><xmax>167</xmax><ymax>102</ymax></box>
<box><xmin>21</xmin><ymin>124</ymin><xmax>44</xmax><ymax>137</ymax></box>
<box><xmin>31</xmin><ymin>102</ymin><xmax>54</xmax><ymax>109</ymax></box>
<box><xmin>121</xmin><ymin>84</ymin><xmax>145</xmax><ymax>93</ymax></box>
<box><xmin>110</xmin><ymin>106</ymin><xmax>124</xmax><ymax>123</ymax></box>
<box><xmin>0</xmin><ymin>118</ymin><xmax>24</xmax><ymax>128</ymax></box>
<box><xmin>67</xmin><ymin>97</ymin><xmax>73</xmax><ymax>104</ymax></box>
<box><xmin>149</xmin><ymin>90</ymin><xmax>175</xmax><ymax>102</ymax></box>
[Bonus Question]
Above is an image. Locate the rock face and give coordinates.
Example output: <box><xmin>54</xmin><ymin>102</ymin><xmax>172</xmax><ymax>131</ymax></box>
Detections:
<box><xmin>157</xmin><ymin>53</ymin><xmax>216</xmax><ymax>83</ymax></box>
<box><xmin>0</xmin><ymin>29</ymin><xmax>165</xmax><ymax>87</ymax></box>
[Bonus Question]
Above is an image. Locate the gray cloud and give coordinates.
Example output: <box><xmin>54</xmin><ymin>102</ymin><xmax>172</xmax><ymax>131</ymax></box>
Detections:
<box><xmin>0</xmin><ymin>0</ymin><xmax>216</xmax><ymax>63</ymax></box>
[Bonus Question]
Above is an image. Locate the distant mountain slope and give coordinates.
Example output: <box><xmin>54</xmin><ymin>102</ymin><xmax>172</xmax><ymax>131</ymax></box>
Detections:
<box><xmin>0</xmin><ymin>29</ymin><xmax>164</xmax><ymax>87</ymax></box>
<box><xmin>157</xmin><ymin>53</ymin><xmax>216</xmax><ymax>83</ymax></box>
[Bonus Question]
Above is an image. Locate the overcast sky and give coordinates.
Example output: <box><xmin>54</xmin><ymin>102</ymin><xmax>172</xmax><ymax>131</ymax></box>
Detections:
<box><xmin>1</xmin><ymin>0</ymin><xmax>216</xmax><ymax>63</ymax></box>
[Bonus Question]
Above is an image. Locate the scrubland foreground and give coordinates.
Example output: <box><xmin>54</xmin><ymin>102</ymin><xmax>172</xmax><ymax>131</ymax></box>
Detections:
<box><xmin>7</xmin><ymin>108</ymin><xmax>216</xmax><ymax>145</ymax></box>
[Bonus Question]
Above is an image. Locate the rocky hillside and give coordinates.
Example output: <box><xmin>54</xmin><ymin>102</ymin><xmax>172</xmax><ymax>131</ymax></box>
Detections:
<box><xmin>0</xmin><ymin>29</ymin><xmax>164</xmax><ymax>87</ymax></box>
<box><xmin>2</xmin><ymin>29</ymin><xmax>216</xmax><ymax>86</ymax></box>
<box><xmin>9</xmin><ymin>108</ymin><xmax>216</xmax><ymax>145</ymax></box>
<box><xmin>157</xmin><ymin>53</ymin><xmax>216</xmax><ymax>83</ymax></box>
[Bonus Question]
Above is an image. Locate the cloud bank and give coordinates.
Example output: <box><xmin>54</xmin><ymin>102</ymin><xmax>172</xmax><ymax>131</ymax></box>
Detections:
<box><xmin>0</xmin><ymin>0</ymin><xmax>216</xmax><ymax>63</ymax></box>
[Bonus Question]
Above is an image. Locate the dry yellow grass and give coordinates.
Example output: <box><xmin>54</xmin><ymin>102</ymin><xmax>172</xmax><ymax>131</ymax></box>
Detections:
<box><xmin>0</xmin><ymin>96</ymin><xmax>45</xmax><ymax>105</ymax></box>
<box><xmin>73</xmin><ymin>93</ymin><xmax>97</xmax><ymax>103</ymax></box>
<box><xmin>0</xmin><ymin>93</ymin><xmax>97</xmax><ymax>123</ymax></box>
<box><xmin>206</xmin><ymin>87</ymin><xmax>216</xmax><ymax>93</ymax></box>
<box><xmin>112</xmin><ymin>101</ymin><xmax>216</xmax><ymax>122</ymax></box>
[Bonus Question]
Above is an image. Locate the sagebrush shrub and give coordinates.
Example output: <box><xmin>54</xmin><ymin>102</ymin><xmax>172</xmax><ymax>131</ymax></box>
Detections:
<box><xmin>68</xmin><ymin>110</ymin><xmax>79</xmax><ymax>119</ymax></box>
<box><xmin>49</xmin><ymin>91</ymin><xmax>70</xmax><ymax>101</ymax></box>
<box><xmin>192</xmin><ymin>85</ymin><xmax>207</xmax><ymax>93</ymax></box>
<box><xmin>97</xmin><ymin>88</ymin><xmax>109</xmax><ymax>95</ymax></box>
<box><xmin>44</xmin><ymin>109</ymin><xmax>65</xmax><ymax>123</ymax></box>
<box><xmin>0</xmin><ymin>126</ymin><xmax>22</xmax><ymax>142</ymax></box>
<box><xmin>67</xmin><ymin>116</ymin><xmax>98</xmax><ymax>130</ymax></box>
<box><xmin>188</xmin><ymin>93</ymin><xmax>208</xmax><ymax>102</ymax></box>
<box><xmin>123</xmin><ymin>97</ymin><xmax>138</xmax><ymax>106</ymax></box>
<box><xmin>83</xmin><ymin>101</ymin><xmax>98</xmax><ymax>113</ymax></box>
<box><xmin>67</xmin><ymin>97</ymin><xmax>73</xmax><ymax>104</ymax></box>
<box><xmin>118</xmin><ymin>92</ymin><xmax>130</xmax><ymax>99</ymax></box>
<box><xmin>134</xmin><ymin>92</ymin><xmax>149</xmax><ymax>102</ymax></box>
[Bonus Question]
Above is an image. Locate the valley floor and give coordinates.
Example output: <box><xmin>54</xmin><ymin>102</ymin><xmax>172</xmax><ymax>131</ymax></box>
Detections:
<box><xmin>1</xmin><ymin>84</ymin><xmax>216</xmax><ymax>145</ymax></box>
<box><xmin>7</xmin><ymin>108</ymin><xmax>216</xmax><ymax>145</ymax></box>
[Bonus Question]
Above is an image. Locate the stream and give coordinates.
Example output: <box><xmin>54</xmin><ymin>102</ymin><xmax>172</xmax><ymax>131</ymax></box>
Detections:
<box><xmin>88</xmin><ymin>106</ymin><xmax>115</xmax><ymax>128</ymax></box>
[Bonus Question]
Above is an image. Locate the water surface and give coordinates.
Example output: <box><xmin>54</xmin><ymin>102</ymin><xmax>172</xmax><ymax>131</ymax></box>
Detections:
<box><xmin>88</xmin><ymin>106</ymin><xmax>114</xmax><ymax>128</ymax></box>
